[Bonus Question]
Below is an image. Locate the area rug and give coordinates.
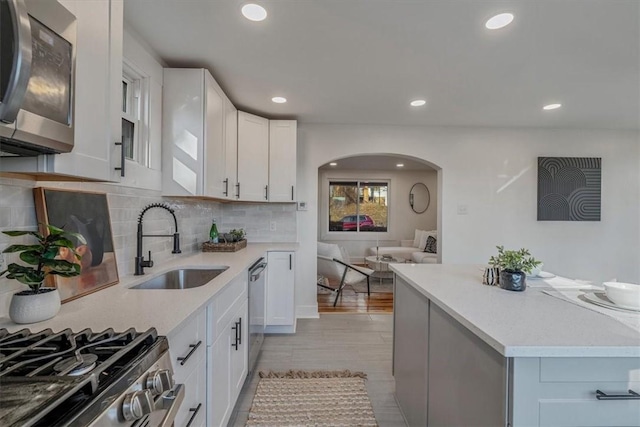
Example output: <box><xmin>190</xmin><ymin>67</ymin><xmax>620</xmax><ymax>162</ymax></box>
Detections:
<box><xmin>246</xmin><ymin>370</ymin><xmax>378</xmax><ymax>427</ymax></box>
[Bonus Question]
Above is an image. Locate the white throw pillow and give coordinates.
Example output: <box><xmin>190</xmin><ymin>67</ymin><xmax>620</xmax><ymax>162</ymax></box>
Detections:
<box><xmin>413</xmin><ymin>229</ymin><xmax>425</xmax><ymax>248</ymax></box>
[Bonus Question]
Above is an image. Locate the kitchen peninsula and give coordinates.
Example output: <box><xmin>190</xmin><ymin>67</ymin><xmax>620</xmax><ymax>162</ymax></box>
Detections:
<box><xmin>390</xmin><ymin>264</ymin><xmax>640</xmax><ymax>427</ymax></box>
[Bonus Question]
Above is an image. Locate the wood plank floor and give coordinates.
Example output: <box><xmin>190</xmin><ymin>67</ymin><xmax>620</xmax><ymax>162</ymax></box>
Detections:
<box><xmin>318</xmin><ymin>275</ymin><xmax>394</xmax><ymax>313</ymax></box>
<box><xmin>230</xmin><ymin>314</ymin><xmax>406</xmax><ymax>427</ymax></box>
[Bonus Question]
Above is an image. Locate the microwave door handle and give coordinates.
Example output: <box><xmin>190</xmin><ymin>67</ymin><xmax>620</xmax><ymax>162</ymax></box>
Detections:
<box><xmin>0</xmin><ymin>0</ymin><xmax>32</xmax><ymax>123</ymax></box>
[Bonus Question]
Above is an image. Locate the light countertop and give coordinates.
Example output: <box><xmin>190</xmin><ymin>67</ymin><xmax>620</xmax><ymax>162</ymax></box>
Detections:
<box><xmin>0</xmin><ymin>243</ymin><xmax>298</xmax><ymax>336</ymax></box>
<box><xmin>390</xmin><ymin>263</ymin><xmax>640</xmax><ymax>358</ymax></box>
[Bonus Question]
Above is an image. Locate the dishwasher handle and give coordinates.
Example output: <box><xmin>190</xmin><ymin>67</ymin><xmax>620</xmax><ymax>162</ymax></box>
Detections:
<box><xmin>250</xmin><ymin>262</ymin><xmax>267</xmax><ymax>281</ymax></box>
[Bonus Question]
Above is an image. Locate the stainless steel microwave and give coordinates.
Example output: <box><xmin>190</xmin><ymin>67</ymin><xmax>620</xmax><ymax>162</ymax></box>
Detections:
<box><xmin>0</xmin><ymin>0</ymin><xmax>76</xmax><ymax>156</ymax></box>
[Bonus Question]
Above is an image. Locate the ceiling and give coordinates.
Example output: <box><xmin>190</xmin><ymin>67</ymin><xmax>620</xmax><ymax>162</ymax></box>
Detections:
<box><xmin>318</xmin><ymin>155</ymin><xmax>435</xmax><ymax>171</ymax></box>
<box><xmin>124</xmin><ymin>0</ymin><xmax>640</xmax><ymax>130</ymax></box>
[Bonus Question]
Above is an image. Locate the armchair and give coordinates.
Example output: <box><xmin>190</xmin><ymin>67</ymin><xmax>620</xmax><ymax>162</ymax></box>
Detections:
<box><xmin>317</xmin><ymin>242</ymin><xmax>374</xmax><ymax>307</ymax></box>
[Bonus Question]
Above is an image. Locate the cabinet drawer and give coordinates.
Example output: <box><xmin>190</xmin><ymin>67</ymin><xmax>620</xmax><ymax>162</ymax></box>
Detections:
<box><xmin>174</xmin><ymin>357</ymin><xmax>206</xmax><ymax>427</ymax></box>
<box><xmin>168</xmin><ymin>308</ymin><xmax>206</xmax><ymax>382</ymax></box>
<box><xmin>538</xmin><ymin>399</ymin><xmax>640</xmax><ymax>427</ymax></box>
<box><xmin>207</xmin><ymin>274</ymin><xmax>248</xmax><ymax>345</ymax></box>
<box><xmin>540</xmin><ymin>357</ymin><xmax>640</xmax><ymax>383</ymax></box>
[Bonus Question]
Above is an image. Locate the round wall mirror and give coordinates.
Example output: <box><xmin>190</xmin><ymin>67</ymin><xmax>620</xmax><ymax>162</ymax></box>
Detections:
<box><xmin>409</xmin><ymin>183</ymin><xmax>430</xmax><ymax>214</ymax></box>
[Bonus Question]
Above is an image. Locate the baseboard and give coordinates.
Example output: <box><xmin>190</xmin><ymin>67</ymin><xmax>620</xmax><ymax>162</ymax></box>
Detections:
<box><xmin>296</xmin><ymin>304</ymin><xmax>319</xmax><ymax>319</ymax></box>
<box><xmin>265</xmin><ymin>324</ymin><xmax>296</xmax><ymax>334</ymax></box>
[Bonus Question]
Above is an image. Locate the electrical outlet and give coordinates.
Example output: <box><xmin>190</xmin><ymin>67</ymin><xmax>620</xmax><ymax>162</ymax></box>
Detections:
<box><xmin>270</xmin><ymin>221</ymin><xmax>277</xmax><ymax>231</ymax></box>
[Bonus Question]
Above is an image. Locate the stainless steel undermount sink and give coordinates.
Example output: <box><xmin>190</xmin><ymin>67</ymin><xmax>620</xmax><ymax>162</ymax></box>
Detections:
<box><xmin>131</xmin><ymin>267</ymin><xmax>229</xmax><ymax>290</ymax></box>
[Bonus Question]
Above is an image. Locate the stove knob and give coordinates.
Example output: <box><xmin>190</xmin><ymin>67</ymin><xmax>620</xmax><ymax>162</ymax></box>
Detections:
<box><xmin>122</xmin><ymin>389</ymin><xmax>154</xmax><ymax>421</ymax></box>
<box><xmin>145</xmin><ymin>369</ymin><xmax>174</xmax><ymax>395</ymax></box>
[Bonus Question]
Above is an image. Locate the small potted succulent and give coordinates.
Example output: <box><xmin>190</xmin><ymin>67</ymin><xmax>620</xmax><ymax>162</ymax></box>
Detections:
<box><xmin>1</xmin><ymin>225</ymin><xmax>85</xmax><ymax>324</ymax></box>
<box><xmin>488</xmin><ymin>245</ymin><xmax>541</xmax><ymax>292</ymax></box>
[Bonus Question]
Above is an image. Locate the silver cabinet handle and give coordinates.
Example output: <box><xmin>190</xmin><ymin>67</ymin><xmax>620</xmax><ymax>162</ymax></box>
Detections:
<box><xmin>0</xmin><ymin>0</ymin><xmax>32</xmax><ymax>123</ymax></box>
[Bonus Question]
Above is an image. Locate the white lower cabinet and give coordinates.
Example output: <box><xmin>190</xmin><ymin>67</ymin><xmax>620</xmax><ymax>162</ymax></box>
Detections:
<box><xmin>174</xmin><ymin>356</ymin><xmax>206</xmax><ymax>427</ymax></box>
<box><xmin>206</xmin><ymin>273</ymin><xmax>249</xmax><ymax>427</ymax></box>
<box><xmin>266</xmin><ymin>251</ymin><xmax>295</xmax><ymax>328</ymax></box>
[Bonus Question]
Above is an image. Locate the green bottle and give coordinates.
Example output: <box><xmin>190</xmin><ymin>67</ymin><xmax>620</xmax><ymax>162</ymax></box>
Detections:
<box><xmin>209</xmin><ymin>219</ymin><xmax>219</xmax><ymax>243</ymax></box>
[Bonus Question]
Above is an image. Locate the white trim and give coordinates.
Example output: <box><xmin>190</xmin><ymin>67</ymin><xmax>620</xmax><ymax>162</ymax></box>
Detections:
<box><xmin>296</xmin><ymin>305</ymin><xmax>319</xmax><ymax>319</ymax></box>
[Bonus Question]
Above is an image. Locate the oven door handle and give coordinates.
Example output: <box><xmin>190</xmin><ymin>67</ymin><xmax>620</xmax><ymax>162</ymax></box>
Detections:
<box><xmin>157</xmin><ymin>383</ymin><xmax>185</xmax><ymax>427</ymax></box>
<box><xmin>0</xmin><ymin>0</ymin><xmax>32</xmax><ymax>124</ymax></box>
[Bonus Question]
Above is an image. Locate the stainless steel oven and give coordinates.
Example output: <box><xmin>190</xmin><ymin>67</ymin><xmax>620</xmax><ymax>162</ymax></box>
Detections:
<box><xmin>0</xmin><ymin>0</ymin><xmax>76</xmax><ymax>156</ymax></box>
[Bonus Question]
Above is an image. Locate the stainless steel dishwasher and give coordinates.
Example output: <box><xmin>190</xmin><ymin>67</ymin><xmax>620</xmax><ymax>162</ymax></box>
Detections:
<box><xmin>248</xmin><ymin>257</ymin><xmax>267</xmax><ymax>374</ymax></box>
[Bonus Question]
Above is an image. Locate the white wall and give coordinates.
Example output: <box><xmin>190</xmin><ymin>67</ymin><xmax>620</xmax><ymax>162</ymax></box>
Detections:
<box><xmin>295</xmin><ymin>124</ymin><xmax>640</xmax><ymax>318</ymax></box>
<box><xmin>317</xmin><ymin>168</ymin><xmax>437</xmax><ymax>261</ymax></box>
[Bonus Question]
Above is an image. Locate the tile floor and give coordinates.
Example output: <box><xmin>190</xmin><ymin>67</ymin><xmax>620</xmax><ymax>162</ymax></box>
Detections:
<box><xmin>229</xmin><ymin>313</ymin><xmax>406</xmax><ymax>426</ymax></box>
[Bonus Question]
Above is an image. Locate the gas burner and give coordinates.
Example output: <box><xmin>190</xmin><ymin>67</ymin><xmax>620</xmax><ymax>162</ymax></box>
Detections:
<box><xmin>53</xmin><ymin>354</ymin><xmax>99</xmax><ymax>376</ymax></box>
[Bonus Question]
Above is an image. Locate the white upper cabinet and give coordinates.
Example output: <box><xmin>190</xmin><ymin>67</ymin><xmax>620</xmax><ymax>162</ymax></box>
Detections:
<box><xmin>2</xmin><ymin>0</ymin><xmax>122</xmax><ymax>180</ymax></box>
<box><xmin>162</xmin><ymin>68</ymin><xmax>227</xmax><ymax>197</ymax></box>
<box><xmin>224</xmin><ymin>97</ymin><xmax>238</xmax><ymax>200</ymax></box>
<box><xmin>237</xmin><ymin>112</ymin><xmax>269</xmax><ymax>202</ymax></box>
<box><xmin>269</xmin><ymin>120</ymin><xmax>297</xmax><ymax>202</ymax></box>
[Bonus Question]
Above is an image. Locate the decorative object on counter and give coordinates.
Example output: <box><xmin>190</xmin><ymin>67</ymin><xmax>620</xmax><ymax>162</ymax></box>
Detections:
<box><xmin>34</xmin><ymin>188</ymin><xmax>120</xmax><ymax>302</ymax></box>
<box><xmin>603</xmin><ymin>282</ymin><xmax>640</xmax><ymax>310</ymax></box>
<box><xmin>209</xmin><ymin>218</ymin><xmax>219</xmax><ymax>243</ymax></box>
<box><xmin>0</xmin><ymin>224</ymin><xmax>85</xmax><ymax>324</ymax></box>
<box><xmin>202</xmin><ymin>228</ymin><xmax>247</xmax><ymax>252</ymax></box>
<box><xmin>537</xmin><ymin>157</ymin><xmax>601</xmax><ymax>221</ymax></box>
<box><xmin>409</xmin><ymin>182</ymin><xmax>430</xmax><ymax>214</ymax></box>
<box><xmin>482</xmin><ymin>266</ymin><xmax>500</xmax><ymax>286</ymax></box>
<box><xmin>135</xmin><ymin>203</ymin><xmax>181</xmax><ymax>276</ymax></box>
<box><xmin>488</xmin><ymin>246</ymin><xmax>541</xmax><ymax>292</ymax></box>
<box><xmin>247</xmin><ymin>370</ymin><xmax>376</xmax><ymax>426</ymax></box>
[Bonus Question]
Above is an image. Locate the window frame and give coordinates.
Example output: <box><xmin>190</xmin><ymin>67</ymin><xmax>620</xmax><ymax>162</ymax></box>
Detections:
<box><xmin>122</xmin><ymin>60</ymin><xmax>151</xmax><ymax>167</ymax></box>
<box><xmin>325</xmin><ymin>179</ymin><xmax>390</xmax><ymax>237</ymax></box>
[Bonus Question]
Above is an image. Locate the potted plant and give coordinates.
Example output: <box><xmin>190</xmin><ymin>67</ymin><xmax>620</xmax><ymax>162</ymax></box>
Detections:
<box><xmin>488</xmin><ymin>245</ymin><xmax>541</xmax><ymax>292</ymax></box>
<box><xmin>229</xmin><ymin>228</ymin><xmax>246</xmax><ymax>242</ymax></box>
<box><xmin>1</xmin><ymin>224</ymin><xmax>85</xmax><ymax>324</ymax></box>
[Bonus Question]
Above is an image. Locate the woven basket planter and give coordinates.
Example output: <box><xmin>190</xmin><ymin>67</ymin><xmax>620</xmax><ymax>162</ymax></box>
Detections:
<box><xmin>202</xmin><ymin>239</ymin><xmax>247</xmax><ymax>252</ymax></box>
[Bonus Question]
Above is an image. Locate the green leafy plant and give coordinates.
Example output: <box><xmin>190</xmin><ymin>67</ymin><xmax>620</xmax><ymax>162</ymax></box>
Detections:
<box><xmin>0</xmin><ymin>224</ymin><xmax>85</xmax><ymax>293</ymax></box>
<box><xmin>488</xmin><ymin>245</ymin><xmax>541</xmax><ymax>274</ymax></box>
<box><xmin>230</xmin><ymin>228</ymin><xmax>246</xmax><ymax>242</ymax></box>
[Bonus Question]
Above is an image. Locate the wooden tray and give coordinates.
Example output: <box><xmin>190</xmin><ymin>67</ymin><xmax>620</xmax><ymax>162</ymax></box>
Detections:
<box><xmin>202</xmin><ymin>239</ymin><xmax>247</xmax><ymax>252</ymax></box>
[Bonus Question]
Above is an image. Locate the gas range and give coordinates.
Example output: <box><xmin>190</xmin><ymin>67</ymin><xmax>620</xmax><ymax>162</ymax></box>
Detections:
<box><xmin>0</xmin><ymin>327</ymin><xmax>184</xmax><ymax>426</ymax></box>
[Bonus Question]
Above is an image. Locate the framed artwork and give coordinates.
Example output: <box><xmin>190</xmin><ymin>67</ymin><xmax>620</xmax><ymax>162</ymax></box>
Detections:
<box><xmin>537</xmin><ymin>157</ymin><xmax>602</xmax><ymax>221</ymax></box>
<box><xmin>34</xmin><ymin>188</ymin><xmax>119</xmax><ymax>302</ymax></box>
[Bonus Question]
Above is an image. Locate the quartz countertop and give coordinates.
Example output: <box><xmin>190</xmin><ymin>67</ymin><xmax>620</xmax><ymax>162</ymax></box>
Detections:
<box><xmin>0</xmin><ymin>243</ymin><xmax>298</xmax><ymax>336</ymax></box>
<box><xmin>390</xmin><ymin>263</ymin><xmax>640</xmax><ymax>358</ymax></box>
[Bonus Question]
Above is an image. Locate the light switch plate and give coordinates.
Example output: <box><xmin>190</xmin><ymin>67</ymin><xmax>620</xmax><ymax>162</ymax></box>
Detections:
<box><xmin>297</xmin><ymin>201</ymin><xmax>308</xmax><ymax>211</ymax></box>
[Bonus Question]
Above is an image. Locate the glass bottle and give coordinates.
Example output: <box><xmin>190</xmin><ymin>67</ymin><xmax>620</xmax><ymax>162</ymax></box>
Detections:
<box><xmin>209</xmin><ymin>219</ymin><xmax>219</xmax><ymax>243</ymax></box>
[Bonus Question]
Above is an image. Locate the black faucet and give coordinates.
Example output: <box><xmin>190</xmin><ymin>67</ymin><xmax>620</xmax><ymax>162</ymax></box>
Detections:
<box><xmin>135</xmin><ymin>203</ymin><xmax>181</xmax><ymax>275</ymax></box>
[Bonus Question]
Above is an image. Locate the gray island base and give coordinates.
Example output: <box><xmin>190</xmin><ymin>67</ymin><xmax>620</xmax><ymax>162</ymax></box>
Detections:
<box><xmin>390</xmin><ymin>264</ymin><xmax>640</xmax><ymax>427</ymax></box>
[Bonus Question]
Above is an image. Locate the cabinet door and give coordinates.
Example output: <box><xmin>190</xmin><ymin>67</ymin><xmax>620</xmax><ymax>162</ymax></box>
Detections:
<box><xmin>268</xmin><ymin>120</ymin><xmax>297</xmax><ymax>202</ymax></box>
<box><xmin>208</xmin><ymin>328</ymin><xmax>231</xmax><ymax>427</ymax></box>
<box><xmin>224</xmin><ymin>97</ymin><xmax>238</xmax><ymax>200</ymax></box>
<box><xmin>266</xmin><ymin>251</ymin><xmax>295</xmax><ymax>326</ymax></box>
<box><xmin>230</xmin><ymin>300</ymin><xmax>249</xmax><ymax>401</ymax></box>
<box><xmin>204</xmin><ymin>72</ymin><xmax>225</xmax><ymax>198</ymax></box>
<box><xmin>13</xmin><ymin>0</ymin><xmax>120</xmax><ymax>181</ymax></box>
<box><xmin>162</xmin><ymin>69</ymin><xmax>205</xmax><ymax>196</ymax></box>
<box><xmin>237</xmin><ymin>111</ymin><xmax>269</xmax><ymax>201</ymax></box>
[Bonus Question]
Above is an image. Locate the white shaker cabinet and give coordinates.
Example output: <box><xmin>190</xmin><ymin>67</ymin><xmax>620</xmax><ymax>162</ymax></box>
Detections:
<box><xmin>223</xmin><ymin>97</ymin><xmax>238</xmax><ymax>200</ymax></box>
<box><xmin>2</xmin><ymin>0</ymin><xmax>122</xmax><ymax>181</ymax></box>
<box><xmin>207</xmin><ymin>272</ymin><xmax>249</xmax><ymax>427</ymax></box>
<box><xmin>265</xmin><ymin>251</ymin><xmax>295</xmax><ymax>331</ymax></box>
<box><xmin>268</xmin><ymin>120</ymin><xmax>297</xmax><ymax>202</ymax></box>
<box><xmin>237</xmin><ymin>112</ymin><xmax>269</xmax><ymax>202</ymax></box>
<box><xmin>162</xmin><ymin>68</ymin><xmax>226</xmax><ymax>198</ymax></box>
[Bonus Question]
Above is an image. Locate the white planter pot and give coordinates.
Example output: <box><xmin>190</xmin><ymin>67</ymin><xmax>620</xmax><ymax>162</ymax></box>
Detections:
<box><xmin>9</xmin><ymin>287</ymin><xmax>61</xmax><ymax>324</ymax></box>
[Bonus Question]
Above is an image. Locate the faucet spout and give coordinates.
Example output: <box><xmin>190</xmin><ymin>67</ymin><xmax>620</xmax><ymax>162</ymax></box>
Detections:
<box><xmin>135</xmin><ymin>203</ymin><xmax>181</xmax><ymax>275</ymax></box>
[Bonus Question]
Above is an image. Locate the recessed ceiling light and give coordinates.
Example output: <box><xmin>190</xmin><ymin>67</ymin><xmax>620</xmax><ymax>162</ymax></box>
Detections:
<box><xmin>241</xmin><ymin>4</ymin><xmax>267</xmax><ymax>21</ymax></box>
<box><xmin>485</xmin><ymin>13</ymin><xmax>514</xmax><ymax>30</ymax></box>
<box><xmin>272</xmin><ymin>96</ymin><xmax>287</xmax><ymax>104</ymax></box>
<box><xmin>396</xmin><ymin>163</ymin><xmax>404</xmax><ymax>167</ymax></box>
<box><xmin>543</xmin><ymin>103</ymin><xmax>562</xmax><ymax>110</ymax></box>
<box><xmin>410</xmin><ymin>99</ymin><xmax>426</xmax><ymax>107</ymax></box>
<box><xmin>329</xmin><ymin>162</ymin><xmax>337</xmax><ymax>166</ymax></box>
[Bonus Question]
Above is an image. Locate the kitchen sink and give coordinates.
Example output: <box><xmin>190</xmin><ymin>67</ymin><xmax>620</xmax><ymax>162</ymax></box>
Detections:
<box><xmin>131</xmin><ymin>267</ymin><xmax>229</xmax><ymax>290</ymax></box>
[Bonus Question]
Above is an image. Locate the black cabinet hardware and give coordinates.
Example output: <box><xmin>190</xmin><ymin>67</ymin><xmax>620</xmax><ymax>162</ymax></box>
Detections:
<box><xmin>114</xmin><ymin>142</ymin><xmax>125</xmax><ymax>177</ymax></box>
<box><xmin>236</xmin><ymin>182</ymin><xmax>240</xmax><ymax>199</ymax></box>
<box><xmin>238</xmin><ymin>317</ymin><xmax>242</xmax><ymax>345</ymax></box>
<box><xmin>231</xmin><ymin>321</ymin><xmax>240</xmax><ymax>350</ymax></box>
<box><xmin>289</xmin><ymin>254</ymin><xmax>292</xmax><ymax>270</ymax></box>
<box><xmin>223</xmin><ymin>178</ymin><xmax>229</xmax><ymax>196</ymax></box>
<box><xmin>596</xmin><ymin>389</ymin><xmax>640</xmax><ymax>400</ymax></box>
<box><xmin>185</xmin><ymin>403</ymin><xmax>202</xmax><ymax>427</ymax></box>
<box><xmin>265</xmin><ymin>185</ymin><xmax>268</xmax><ymax>200</ymax></box>
<box><xmin>177</xmin><ymin>341</ymin><xmax>201</xmax><ymax>366</ymax></box>
<box><xmin>291</xmin><ymin>185</ymin><xmax>294</xmax><ymax>201</ymax></box>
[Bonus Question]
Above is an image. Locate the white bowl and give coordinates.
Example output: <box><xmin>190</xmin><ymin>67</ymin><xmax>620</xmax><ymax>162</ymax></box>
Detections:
<box><xmin>603</xmin><ymin>282</ymin><xmax>640</xmax><ymax>309</ymax></box>
<box><xmin>528</xmin><ymin>264</ymin><xmax>544</xmax><ymax>277</ymax></box>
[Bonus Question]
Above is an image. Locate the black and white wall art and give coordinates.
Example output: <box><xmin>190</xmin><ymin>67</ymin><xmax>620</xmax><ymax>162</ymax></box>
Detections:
<box><xmin>537</xmin><ymin>157</ymin><xmax>601</xmax><ymax>221</ymax></box>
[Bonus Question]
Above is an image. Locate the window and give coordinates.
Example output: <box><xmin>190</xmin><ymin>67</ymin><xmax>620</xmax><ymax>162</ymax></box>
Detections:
<box><xmin>121</xmin><ymin>61</ymin><xmax>150</xmax><ymax>166</ymax></box>
<box><xmin>329</xmin><ymin>181</ymin><xmax>388</xmax><ymax>232</ymax></box>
